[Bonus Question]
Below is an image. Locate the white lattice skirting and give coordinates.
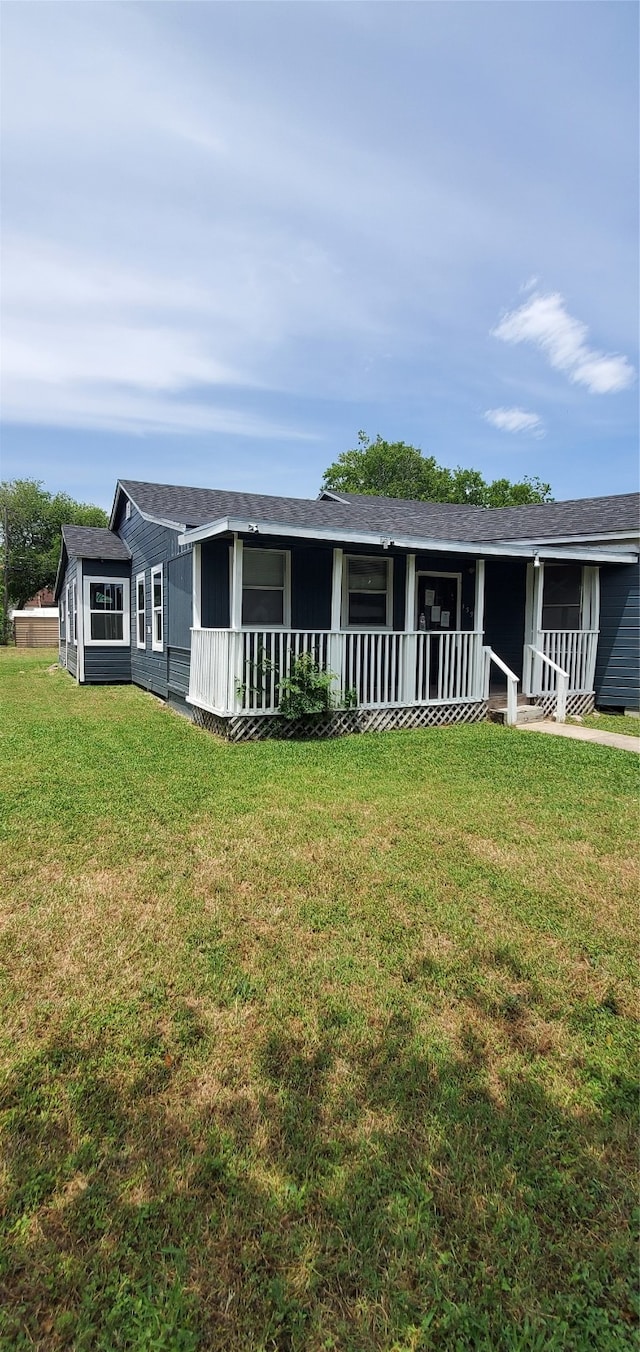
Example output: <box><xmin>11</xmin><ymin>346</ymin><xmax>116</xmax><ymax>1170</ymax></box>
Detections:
<box><xmin>533</xmin><ymin>692</ymin><xmax>596</xmax><ymax>719</ymax></box>
<box><xmin>193</xmin><ymin>700</ymin><xmax>489</xmax><ymax>743</ymax></box>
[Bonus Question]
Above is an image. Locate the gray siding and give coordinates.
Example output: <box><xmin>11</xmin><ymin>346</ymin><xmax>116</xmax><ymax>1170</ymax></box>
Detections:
<box><xmin>115</xmin><ymin>504</ymin><xmax>183</xmax><ymax>698</ymax></box>
<box><xmin>58</xmin><ymin>557</ymin><xmax>77</xmax><ymax>677</ymax></box>
<box><xmin>483</xmin><ymin>559</ymin><xmax>527</xmax><ymax>682</ymax></box>
<box><xmin>81</xmin><ymin>559</ymin><xmax>132</xmax><ymax>683</ymax></box>
<box><xmin>595</xmin><ymin>561</ymin><xmax>640</xmax><ymax>710</ymax></box>
<box><xmin>201</xmin><ymin>539</ymin><xmax>230</xmax><ymax>628</ymax></box>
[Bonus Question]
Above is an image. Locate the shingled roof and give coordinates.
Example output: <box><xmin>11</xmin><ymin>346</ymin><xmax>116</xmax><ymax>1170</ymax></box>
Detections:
<box><xmin>61</xmin><ymin>526</ymin><xmax>131</xmax><ymax>560</ymax></box>
<box><xmin>118</xmin><ymin>479</ymin><xmax>639</xmax><ymax>544</ymax></box>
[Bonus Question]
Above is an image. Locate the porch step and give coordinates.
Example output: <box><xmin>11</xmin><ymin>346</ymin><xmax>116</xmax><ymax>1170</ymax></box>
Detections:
<box><xmin>489</xmin><ymin>701</ymin><xmax>545</xmax><ymax>726</ymax></box>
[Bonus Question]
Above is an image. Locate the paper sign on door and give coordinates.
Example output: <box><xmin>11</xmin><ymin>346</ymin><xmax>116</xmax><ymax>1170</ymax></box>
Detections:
<box><xmin>431</xmin><ymin>606</ymin><xmax>441</xmax><ymax>622</ymax></box>
<box><xmin>440</xmin><ymin>610</ymin><xmax>450</xmax><ymax>627</ymax></box>
<box><xmin>425</xmin><ymin>589</ymin><xmax>435</xmax><ymax>606</ymax></box>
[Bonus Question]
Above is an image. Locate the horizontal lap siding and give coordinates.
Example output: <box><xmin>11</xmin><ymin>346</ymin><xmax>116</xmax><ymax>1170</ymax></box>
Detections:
<box><xmin>59</xmin><ymin>558</ymin><xmax>77</xmax><ymax>676</ymax></box>
<box><xmin>595</xmin><ymin>562</ymin><xmax>640</xmax><ymax>710</ymax></box>
<box><xmin>116</xmin><ymin>506</ymin><xmax>184</xmax><ymax>698</ymax></box>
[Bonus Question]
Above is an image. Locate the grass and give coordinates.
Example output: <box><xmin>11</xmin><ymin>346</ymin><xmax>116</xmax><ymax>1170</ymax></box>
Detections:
<box><xmin>0</xmin><ymin>648</ymin><xmax>638</xmax><ymax>1352</ymax></box>
<box><xmin>570</xmin><ymin>711</ymin><xmax>640</xmax><ymax>738</ymax></box>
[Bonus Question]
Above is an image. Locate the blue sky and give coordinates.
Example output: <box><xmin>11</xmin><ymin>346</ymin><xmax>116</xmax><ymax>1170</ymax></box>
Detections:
<box><xmin>1</xmin><ymin>1</ymin><xmax>638</xmax><ymax>511</ymax></box>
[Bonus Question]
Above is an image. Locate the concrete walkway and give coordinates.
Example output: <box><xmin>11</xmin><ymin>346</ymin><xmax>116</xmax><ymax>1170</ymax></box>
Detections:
<box><xmin>519</xmin><ymin>719</ymin><xmax>640</xmax><ymax>753</ymax></box>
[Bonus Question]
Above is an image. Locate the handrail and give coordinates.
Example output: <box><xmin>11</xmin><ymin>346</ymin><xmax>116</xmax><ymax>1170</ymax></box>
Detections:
<box><xmin>484</xmin><ymin>647</ymin><xmax>519</xmax><ymax>726</ymax></box>
<box><xmin>528</xmin><ymin>645</ymin><xmax>568</xmax><ymax>722</ymax></box>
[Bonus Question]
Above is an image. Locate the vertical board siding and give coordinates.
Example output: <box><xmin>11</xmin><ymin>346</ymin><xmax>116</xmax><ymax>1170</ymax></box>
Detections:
<box><xmin>167</xmin><ymin>553</ymin><xmax>193</xmax><ymax>648</ymax></box>
<box><xmin>483</xmin><ymin>558</ymin><xmax>527</xmax><ymax>682</ymax></box>
<box><xmin>201</xmin><ymin>540</ymin><xmax>231</xmax><ymax>628</ymax></box>
<box><xmin>595</xmin><ymin>562</ymin><xmax>640</xmax><ymax>710</ymax></box>
<box><xmin>289</xmin><ymin>544</ymin><xmax>332</xmax><ymax>629</ymax></box>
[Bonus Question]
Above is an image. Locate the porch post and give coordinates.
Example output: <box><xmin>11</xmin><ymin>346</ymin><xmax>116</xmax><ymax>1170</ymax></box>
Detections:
<box><xmin>329</xmin><ymin>548</ymin><xmax>343</xmax><ymax>699</ymax></box>
<box><xmin>229</xmin><ymin>535</ymin><xmax>244</xmax><ymax>713</ymax></box>
<box><xmin>231</xmin><ymin>535</ymin><xmax>243</xmax><ymax>630</ymax></box>
<box><xmin>473</xmin><ymin>558</ymin><xmax>485</xmax><ymax>700</ymax></box>
<box><xmin>474</xmin><ymin>558</ymin><xmax>485</xmax><ymax>634</ymax></box>
<box><xmin>402</xmin><ymin>554</ymin><xmax>416</xmax><ymax>704</ymax></box>
<box><xmin>192</xmin><ymin>542</ymin><xmax>202</xmax><ymax>629</ymax></box>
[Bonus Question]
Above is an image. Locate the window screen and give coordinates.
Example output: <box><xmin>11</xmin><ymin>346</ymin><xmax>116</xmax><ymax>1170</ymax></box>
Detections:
<box><xmin>242</xmin><ymin>549</ymin><xmax>286</xmax><ymax>625</ymax></box>
<box><xmin>347</xmin><ymin>557</ymin><xmax>389</xmax><ymax>626</ymax></box>
<box><xmin>542</xmin><ymin>565</ymin><xmax>582</xmax><ymax>630</ymax></box>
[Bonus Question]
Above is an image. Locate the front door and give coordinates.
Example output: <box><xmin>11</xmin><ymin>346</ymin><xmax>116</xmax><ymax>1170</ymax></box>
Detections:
<box><xmin>417</xmin><ymin>573</ymin><xmax>459</xmax><ymax>631</ymax></box>
<box><xmin>416</xmin><ymin>573</ymin><xmax>460</xmax><ymax>699</ymax></box>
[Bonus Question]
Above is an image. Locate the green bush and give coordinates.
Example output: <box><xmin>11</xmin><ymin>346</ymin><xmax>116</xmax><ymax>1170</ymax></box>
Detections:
<box><xmin>278</xmin><ymin>652</ymin><xmax>336</xmax><ymax>719</ymax></box>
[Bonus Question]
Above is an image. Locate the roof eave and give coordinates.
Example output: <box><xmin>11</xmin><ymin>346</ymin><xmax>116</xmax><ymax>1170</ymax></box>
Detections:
<box><xmin>178</xmin><ymin>517</ymin><xmax>638</xmax><ymax>564</ymax></box>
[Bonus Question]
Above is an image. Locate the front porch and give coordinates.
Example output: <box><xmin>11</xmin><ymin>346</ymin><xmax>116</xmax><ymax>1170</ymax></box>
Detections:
<box><xmin>183</xmin><ymin>534</ymin><xmax>601</xmax><ymax>736</ymax></box>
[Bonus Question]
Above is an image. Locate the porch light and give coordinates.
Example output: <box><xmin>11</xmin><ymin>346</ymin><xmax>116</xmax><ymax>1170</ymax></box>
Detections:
<box><xmin>533</xmin><ymin>552</ymin><xmax>540</xmax><ymax>568</ymax></box>
<box><xmin>247</xmin><ymin>523</ymin><xmax>260</xmax><ymax>533</ymax></box>
<box><xmin>381</xmin><ymin>537</ymin><xmax>394</xmax><ymax>549</ymax></box>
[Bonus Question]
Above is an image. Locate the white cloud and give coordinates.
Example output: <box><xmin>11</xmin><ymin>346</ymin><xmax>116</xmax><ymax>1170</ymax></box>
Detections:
<box><xmin>492</xmin><ymin>291</ymin><xmax>635</xmax><ymax>394</ymax></box>
<box><xmin>484</xmin><ymin>407</ymin><xmax>545</xmax><ymax>436</ymax></box>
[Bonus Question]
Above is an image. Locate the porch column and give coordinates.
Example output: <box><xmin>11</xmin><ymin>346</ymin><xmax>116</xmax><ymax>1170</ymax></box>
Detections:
<box><xmin>330</xmin><ymin>548</ymin><xmax>343</xmax><ymax>630</ymax></box>
<box><xmin>524</xmin><ymin>559</ymin><xmax>544</xmax><ymax>695</ymax></box>
<box><xmin>473</xmin><ymin>558</ymin><xmax>485</xmax><ymax>700</ymax></box>
<box><xmin>474</xmin><ymin>558</ymin><xmax>485</xmax><ymax>634</ymax></box>
<box><xmin>402</xmin><ymin>554</ymin><xmax>417</xmax><ymax>704</ymax></box>
<box><xmin>192</xmin><ymin>542</ymin><xmax>202</xmax><ymax>628</ymax></box>
<box><xmin>228</xmin><ymin>535</ymin><xmax>244</xmax><ymax>714</ymax></box>
<box><xmin>329</xmin><ymin>548</ymin><xmax>343</xmax><ymax>699</ymax></box>
<box><xmin>231</xmin><ymin>535</ymin><xmax>243</xmax><ymax>630</ymax></box>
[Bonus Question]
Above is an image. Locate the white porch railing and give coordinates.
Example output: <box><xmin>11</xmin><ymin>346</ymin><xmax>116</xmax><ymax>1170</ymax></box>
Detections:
<box><xmin>524</xmin><ymin>630</ymin><xmax>598</xmax><ymax>695</ymax></box>
<box><xmin>188</xmin><ymin>628</ymin><xmax>486</xmax><ymax>716</ymax></box>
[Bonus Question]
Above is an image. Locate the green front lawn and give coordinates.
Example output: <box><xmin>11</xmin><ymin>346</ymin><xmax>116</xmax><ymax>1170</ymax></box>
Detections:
<box><xmin>573</xmin><ymin>711</ymin><xmax>640</xmax><ymax>738</ymax></box>
<box><xmin>1</xmin><ymin>649</ymin><xmax>638</xmax><ymax>1351</ymax></box>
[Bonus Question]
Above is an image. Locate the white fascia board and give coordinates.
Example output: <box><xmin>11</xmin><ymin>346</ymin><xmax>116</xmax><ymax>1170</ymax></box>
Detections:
<box><xmin>496</xmin><ymin>530</ymin><xmax>640</xmax><ymax>547</ymax></box>
<box><xmin>178</xmin><ymin>516</ymin><xmax>638</xmax><ymax>563</ymax></box>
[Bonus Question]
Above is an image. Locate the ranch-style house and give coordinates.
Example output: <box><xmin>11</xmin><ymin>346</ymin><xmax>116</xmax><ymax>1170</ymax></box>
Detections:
<box><xmin>54</xmin><ymin>480</ymin><xmax>640</xmax><ymax>740</ymax></box>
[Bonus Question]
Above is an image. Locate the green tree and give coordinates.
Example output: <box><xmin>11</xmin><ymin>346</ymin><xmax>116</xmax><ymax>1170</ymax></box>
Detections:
<box><xmin>322</xmin><ymin>432</ymin><xmax>552</xmax><ymax>507</ymax></box>
<box><xmin>0</xmin><ymin>480</ymin><xmax>108</xmax><ymax>640</ymax></box>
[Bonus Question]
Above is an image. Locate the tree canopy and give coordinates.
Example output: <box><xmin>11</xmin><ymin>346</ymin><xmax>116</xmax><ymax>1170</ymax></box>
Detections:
<box><xmin>322</xmin><ymin>433</ymin><xmax>553</xmax><ymax>507</ymax></box>
<box><xmin>1</xmin><ymin>479</ymin><xmax>108</xmax><ymax>637</ymax></box>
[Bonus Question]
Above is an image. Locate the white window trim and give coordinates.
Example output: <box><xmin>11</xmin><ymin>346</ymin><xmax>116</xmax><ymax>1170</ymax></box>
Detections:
<box><xmin>83</xmin><ymin>576</ymin><xmax>130</xmax><ymax>647</ymax></box>
<box><xmin>342</xmin><ymin>554</ymin><xmax>393</xmax><ymax>629</ymax></box>
<box><xmin>415</xmin><ymin>570</ymin><xmax>462</xmax><ymax>631</ymax></box>
<box><xmin>241</xmin><ymin>547</ymin><xmax>291</xmax><ymax>628</ymax></box>
<box><xmin>151</xmin><ymin>564</ymin><xmax>164</xmax><ymax>651</ymax></box>
<box><xmin>136</xmin><ymin>571</ymin><xmax>146</xmax><ymax>649</ymax></box>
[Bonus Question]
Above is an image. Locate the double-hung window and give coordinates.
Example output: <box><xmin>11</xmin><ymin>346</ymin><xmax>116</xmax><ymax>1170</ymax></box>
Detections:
<box><xmin>344</xmin><ymin>556</ymin><xmax>391</xmax><ymax>627</ymax></box>
<box><xmin>136</xmin><ymin>572</ymin><xmax>146</xmax><ymax>648</ymax></box>
<box><xmin>242</xmin><ymin>549</ymin><xmax>289</xmax><ymax>626</ymax></box>
<box><xmin>151</xmin><ymin>565</ymin><xmax>163</xmax><ymax>650</ymax></box>
<box><xmin>85</xmin><ymin>578</ymin><xmax>129</xmax><ymax>644</ymax></box>
<box><xmin>71</xmin><ymin>580</ymin><xmax>78</xmax><ymax>644</ymax></box>
<box><xmin>60</xmin><ymin>594</ymin><xmax>66</xmax><ymax>638</ymax></box>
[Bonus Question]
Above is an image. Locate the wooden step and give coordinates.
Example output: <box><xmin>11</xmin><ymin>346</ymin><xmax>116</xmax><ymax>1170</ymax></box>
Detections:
<box><xmin>489</xmin><ymin>702</ymin><xmax>546</xmax><ymax>726</ymax></box>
